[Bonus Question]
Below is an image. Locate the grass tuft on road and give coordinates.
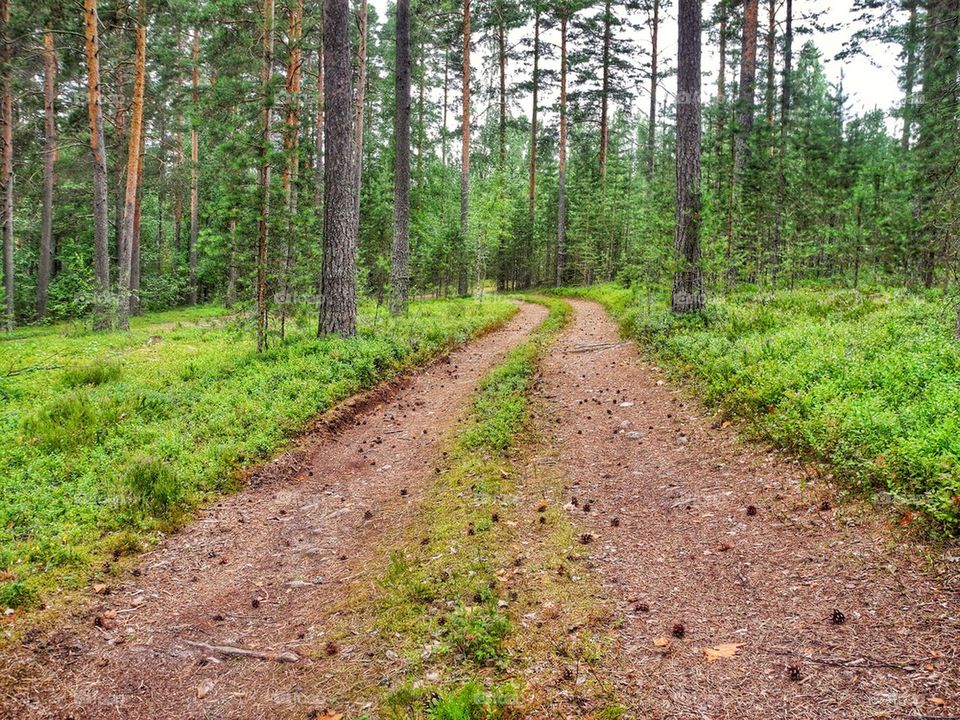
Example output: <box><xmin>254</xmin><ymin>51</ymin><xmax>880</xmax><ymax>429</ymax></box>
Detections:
<box><xmin>0</xmin><ymin>298</ymin><xmax>517</xmax><ymax>610</ymax></box>
<box><xmin>560</xmin><ymin>283</ymin><xmax>960</xmax><ymax>532</ymax></box>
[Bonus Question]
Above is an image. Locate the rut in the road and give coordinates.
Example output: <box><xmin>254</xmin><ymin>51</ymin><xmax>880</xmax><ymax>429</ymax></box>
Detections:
<box><xmin>1</xmin><ymin>302</ymin><xmax>547</xmax><ymax>720</ymax></box>
<box><xmin>533</xmin><ymin>299</ymin><xmax>960</xmax><ymax>719</ymax></box>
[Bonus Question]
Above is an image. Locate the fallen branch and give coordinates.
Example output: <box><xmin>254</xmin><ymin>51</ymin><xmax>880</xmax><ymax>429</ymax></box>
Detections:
<box><xmin>566</xmin><ymin>342</ymin><xmax>629</xmax><ymax>354</ymax></box>
<box><xmin>185</xmin><ymin>640</ymin><xmax>300</xmax><ymax>663</ymax></box>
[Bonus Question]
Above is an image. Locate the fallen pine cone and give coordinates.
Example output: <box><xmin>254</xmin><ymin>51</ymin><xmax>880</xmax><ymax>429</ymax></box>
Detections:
<box><xmin>787</xmin><ymin>664</ymin><xmax>802</xmax><ymax>681</ymax></box>
<box><xmin>671</xmin><ymin>623</ymin><xmax>686</xmax><ymax>638</ymax></box>
<box><xmin>831</xmin><ymin>609</ymin><xmax>846</xmax><ymax>625</ymax></box>
<box><xmin>746</xmin><ymin>505</ymin><xmax>758</xmax><ymax>517</ymax></box>
<box><xmin>579</xmin><ymin>533</ymin><xmax>593</xmax><ymax>545</ymax></box>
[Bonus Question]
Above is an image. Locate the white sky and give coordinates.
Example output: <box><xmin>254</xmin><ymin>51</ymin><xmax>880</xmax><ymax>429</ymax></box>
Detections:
<box><xmin>370</xmin><ymin>0</ymin><xmax>904</xmax><ymax>133</ymax></box>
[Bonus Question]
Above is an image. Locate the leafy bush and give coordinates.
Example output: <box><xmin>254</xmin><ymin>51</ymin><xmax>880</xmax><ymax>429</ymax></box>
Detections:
<box><xmin>0</xmin><ymin>580</ymin><xmax>37</xmax><ymax>610</ymax></box>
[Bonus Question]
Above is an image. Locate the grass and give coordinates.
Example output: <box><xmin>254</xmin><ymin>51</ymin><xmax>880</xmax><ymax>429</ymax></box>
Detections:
<box><xmin>560</xmin><ymin>283</ymin><xmax>960</xmax><ymax>532</ymax></box>
<box><xmin>0</xmin><ymin>297</ymin><xmax>517</xmax><ymax>609</ymax></box>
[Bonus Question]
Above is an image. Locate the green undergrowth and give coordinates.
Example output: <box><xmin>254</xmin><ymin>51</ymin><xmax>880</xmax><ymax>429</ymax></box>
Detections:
<box><xmin>0</xmin><ymin>298</ymin><xmax>517</xmax><ymax>611</ymax></box>
<box><xmin>353</xmin><ymin>297</ymin><xmax>624</xmax><ymax>719</ymax></box>
<box><xmin>559</xmin><ymin>283</ymin><xmax>960</xmax><ymax>533</ymax></box>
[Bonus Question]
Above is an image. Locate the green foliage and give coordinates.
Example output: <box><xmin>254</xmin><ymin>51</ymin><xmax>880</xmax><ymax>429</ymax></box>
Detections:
<box><xmin>427</xmin><ymin>681</ymin><xmax>516</xmax><ymax>720</ymax></box>
<box><xmin>123</xmin><ymin>456</ymin><xmax>184</xmax><ymax>515</ymax></box>
<box><xmin>569</xmin><ymin>284</ymin><xmax>960</xmax><ymax>531</ymax></box>
<box><xmin>62</xmin><ymin>360</ymin><xmax>123</xmax><ymax>388</ymax></box>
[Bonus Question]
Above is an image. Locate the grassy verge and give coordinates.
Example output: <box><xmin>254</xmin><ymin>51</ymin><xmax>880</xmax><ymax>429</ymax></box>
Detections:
<box><xmin>342</xmin><ymin>297</ymin><xmax>625</xmax><ymax>719</ymax></box>
<box><xmin>0</xmin><ymin>298</ymin><xmax>517</xmax><ymax>610</ymax></box>
<box><xmin>558</xmin><ymin>283</ymin><xmax>960</xmax><ymax>533</ymax></box>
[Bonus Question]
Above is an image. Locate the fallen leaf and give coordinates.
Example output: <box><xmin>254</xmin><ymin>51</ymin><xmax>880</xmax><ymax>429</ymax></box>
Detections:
<box><xmin>196</xmin><ymin>679</ymin><xmax>214</xmax><ymax>699</ymax></box>
<box><xmin>92</xmin><ymin>584</ymin><xmax>107</xmax><ymax>594</ymax></box>
<box><xmin>317</xmin><ymin>711</ymin><xmax>343</xmax><ymax>720</ymax></box>
<box><xmin>653</xmin><ymin>637</ymin><xmax>670</xmax><ymax>648</ymax></box>
<box><xmin>929</xmin><ymin>697</ymin><xmax>946</xmax><ymax>707</ymax></box>
<box><xmin>703</xmin><ymin>643</ymin><xmax>743</xmax><ymax>661</ymax></box>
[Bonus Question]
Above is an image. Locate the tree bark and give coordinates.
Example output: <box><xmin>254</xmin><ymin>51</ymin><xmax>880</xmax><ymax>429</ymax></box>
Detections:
<box><xmin>280</xmin><ymin>0</ymin><xmax>303</xmax><ymax>340</ymax></box>
<box><xmin>256</xmin><ymin>0</ymin><xmax>275</xmax><ymax>351</ymax></box>
<box><xmin>131</xmin><ymin>117</ymin><xmax>145</xmax><ymax>315</ymax></box>
<box><xmin>901</xmin><ymin>0</ymin><xmax>918</xmax><ymax>150</ymax></box>
<box><xmin>772</xmin><ymin>0</ymin><xmax>792</xmax><ymax>287</ymax></box>
<box><xmin>314</xmin><ymin>43</ymin><xmax>324</xmax><ymax>213</ymax></box>
<box><xmin>0</xmin><ymin>0</ymin><xmax>11</xmax><ymax>331</ymax></box>
<box><xmin>319</xmin><ymin>0</ymin><xmax>357</xmax><ymax>337</ymax></box>
<box><xmin>526</xmin><ymin>6</ymin><xmax>540</xmax><ymax>289</ymax></box>
<box><xmin>118</xmin><ymin>15</ymin><xmax>147</xmax><ymax>330</ymax></box>
<box><xmin>226</xmin><ymin>217</ymin><xmax>237</xmax><ymax>308</ymax></box>
<box><xmin>733</xmin><ymin>0</ymin><xmax>758</xmax><ymax>185</ymax></box>
<box><xmin>495</xmin><ymin>3</ymin><xmax>507</xmax><ymax>291</ymax></box>
<box><xmin>672</xmin><ymin>0</ymin><xmax>704</xmax><ymax>314</ymax></box>
<box><xmin>713</xmin><ymin>1</ymin><xmax>727</xmax><ymax>186</ymax></box>
<box><xmin>84</xmin><ymin>0</ymin><xmax>111</xmax><ymax>329</ymax></box>
<box><xmin>647</xmin><ymin>0</ymin><xmax>659</xmax><ymax>179</ymax></box>
<box><xmin>764</xmin><ymin>0</ymin><xmax>776</xmax><ymax>153</ymax></box>
<box><xmin>556</xmin><ymin>11</ymin><xmax>568</xmax><ymax>288</ymax></box>
<box><xmin>188</xmin><ymin>28</ymin><xmax>200</xmax><ymax>304</ymax></box>
<box><xmin>351</xmin><ymin>0</ymin><xmax>368</xmax><ymax>241</ymax></box>
<box><xmin>390</xmin><ymin>0</ymin><xmax>411</xmax><ymax>314</ymax></box>
<box><xmin>458</xmin><ymin>0</ymin><xmax>470</xmax><ymax>296</ymax></box>
<box><xmin>38</xmin><ymin>32</ymin><xmax>58</xmax><ymax>321</ymax></box>
<box><xmin>599</xmin><ymin>0</ymin><xmax>611</xmax><ymax>181</ymax></box>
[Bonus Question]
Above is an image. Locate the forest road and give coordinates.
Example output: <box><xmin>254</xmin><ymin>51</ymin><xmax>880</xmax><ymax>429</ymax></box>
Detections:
<box><xmin>1</xmin><ymin>300</ymin><xmax>547</xmax><ymax>720</ymax></box>
<box><xmin>533</xmin><ymin>298</ymin><xmax>960</xmax><ymax>719</ymax></box>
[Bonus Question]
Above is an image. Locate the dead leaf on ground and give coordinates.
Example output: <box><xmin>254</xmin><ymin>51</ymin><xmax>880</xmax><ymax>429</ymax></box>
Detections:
<box><xmin>703</xmin><ymin>642</ymin><xmax>744</xmax><ymax>661</ymax></box>
<box><xmin>317</xmin><ymin>711</ymin><xmax>343</xmax><ymax>720</ymax></box>
<box><xmin>653</xmin><ymin>637</ymin><xmax>670</xmax><ymax>648</ymax></box>
<box><xmin>196</xmin><ymin>679</ymin><xmax>214</xmax><ymax>699</ymax></box>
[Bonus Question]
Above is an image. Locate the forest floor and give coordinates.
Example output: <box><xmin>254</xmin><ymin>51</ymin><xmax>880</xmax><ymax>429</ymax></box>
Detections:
<box><xmin>2</xmin><ymin>299</ymin><xmax>959</xmax><ymax>719</ymax></box>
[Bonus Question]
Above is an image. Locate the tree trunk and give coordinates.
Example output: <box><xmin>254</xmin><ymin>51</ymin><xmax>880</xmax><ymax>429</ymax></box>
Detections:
<box><xmin>495</xmin><ymin>4</ymin><xmax>507</xmax><ymax>291</ymax></box>
<box><xmin>256</xmin><ymin>0</ymin><xmax>275</xmax><ymax>351</ymax></box>
<box><xmin>314</xmin><ymin>44</ymin><xmax>324</xmax><ymax>212</ymax></box>
<box><xmin>646</xmin><ymin>0</ymin><xmax>659</xmax><ymax>179</ymax></box>
<box><xmin>131</xmin><ymin>120</ymin><xmax>145</xmax><ymax>315</ymax></box>
<box><xmin>38</xmin><ymin>32</ymin><xmax>58</xmax><ymax>321</ymax></box>
<box><xmin>118</xmin><ymin>16</ymin><xmax>146</xmax><ymax>331</ymax></box>
<box><xmin>772</xmin><ymin>0</ymin><xmax>792</xmax><ymax>287</ymax></box>
<box><xmin>84</xmin><ymin>0</ymin><xmax>111</xmax><ymax>329</ymax></box>
<box><xmin>280</xmin><ymin>0</ymin><xmax>303</xmax><ymax>340</ymax></box>
<box><xmin>188</xmin><ymin>28</ymin><xmax>200</xmax><ymax>304</ymax></box>
<box><xmin>351</xmin><ymin>0</ymin><xmax>368</xmax><ymax>241</ymax></box>
<box><xmin>556</xmin><ymin>12</ymin><xmax>568</xmax><ymax>288</ymax></box>
<box><xmin>733</xmin><ymin>0</ymin><xmax>758</xmax><ymax>185</ymax></box>
<box><xmin>599</xmin><ymin>0</ymin><xmax>611</xmax><ymax>181</ymax></box>
<box><xmin>458</xmin><ymin>0</ymin><xmax>470</xmax><ymax>296</ymax></box>
<box><xmin>901</xmin><ymin>0</ymin><xmax>918</xmax><ymax>150</ymax></box>
<box><xmin>764</xmin><ymin>0</ymin><xmax>776</xmax><ymax>153</ymax></box>
<box><xmin>0</xmin><ymin>0</ymin><xmax>12</xmax><ymax>331</ymax></box>
<box><xmin>390</xmin><ymin>0</ymin><xmax>411</xmax><ymax>314</ymax></box>
<box><xmin>672</xmin><ymin>0</ymin><xmax>704</xmax><ymax>314</ymax></box>
<box><xmin>526</xmin><ymin>6</ymin><xmax>539</xmax><ymax>290</ymax></box>
<box><xmin>319</xmin><ymin>0</ymin><xmax>357</xmax><ymax>337</ymax></box>
<box><xmin>713</xmin><ymin>1</ymin><xmax>727</xmax><ymax>186</ymax></box>
<box><xmin>226</xmin><ymin>217</ymin><xmax>237</xmax><ymax>309</ymax></box>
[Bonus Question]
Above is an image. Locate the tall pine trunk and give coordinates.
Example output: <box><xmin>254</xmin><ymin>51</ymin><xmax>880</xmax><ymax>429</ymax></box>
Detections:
<box><xmin>280</xmin><ymin>0</ymin><xmax>303</xmax><ymax>340</ymax></box>
<box><xmin>495</xmin><ymin>4</ymin><xmax>507</xmax><ymax>290</ymax></box>
<box><xmin>598</xmin><ymin>0</ymin><xmax>611</xmax><ymax>181</ymax></box>
<box><xmin>131</xmin><ymin>121</ymin><xmax>145</xmax><ymax>315</ymax></box>
<box><xmin>526</xmin><ymin>6</ymin><xmax>539</xmax><ymax>289</ymax></box>
<box><xmin>556</xmin><ymin>11</ymin><xmax>568</xmax><ymax>287</ymax></box>
<box><xmin>314</xmin><ymin>44</ymin><xmax>324</xmax><ymax>213</ymax></box>
<box><xmin>38</xmin><ymin>32</ymin><xmax>58</xmax><ymax>321</ymax></box>
<box><xmin>118</xmin><ymin>14</ymin><xmax>147</xmax><ymax>330</ymax></box>
<box><xmin>390</xmin><ymin>0</ymin><xmax>411</xmax><ymax>314</ymax></box>
<box><xmin>351</xmin><ymin>0</ymin><xmax>368</xmax><ymax>242</ymax></box>
<box><xmin>188</xmin><ymin>29</ymin><xmax>200</xmax><ymax>304</ymax></box>
<box><xmin>256</xmin><ymin>0</ymin><xmax>275</xmax><ymax>351</ymax></box>
<box><xmin>1</xmin><ymin>0</ymin><xmax>12</xmax><ymax>331</ymax></box>
<box><xmin>84</xmin><ymin>0</ymin><xmax>111</xmax><ymax>329</ymax></box>
<box><xmin>733</xmin><ymin>0</ymin><xmax>758</xmax><ymax>185</ymax></box>
<box><xmin>672</xmin><ymin>0</ymin><xmax>703</xmax><ymax>313</ymax></box>
<box><xmin>458</xmin><ymin>0</ymin><xmax>470</xmax><ymax>296</ymax></box>
<box><xmin>647</xmin><ymin>0</ymin><xmax>659</xmax><ymax>179</ymax></box>
<box><xmin>319</xmin><ymin>0</ymin><xmax>357</xmax><ymax>336</ymax></box>
<box><xmin>772</xmin><ymin>0</ymin><xmax>792</xmax><ymax>287</ymax></box>
<box><xmin>901</xmin><ymin>0</ymin><xmax>918</xmax><ymax>150</ymax></box>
